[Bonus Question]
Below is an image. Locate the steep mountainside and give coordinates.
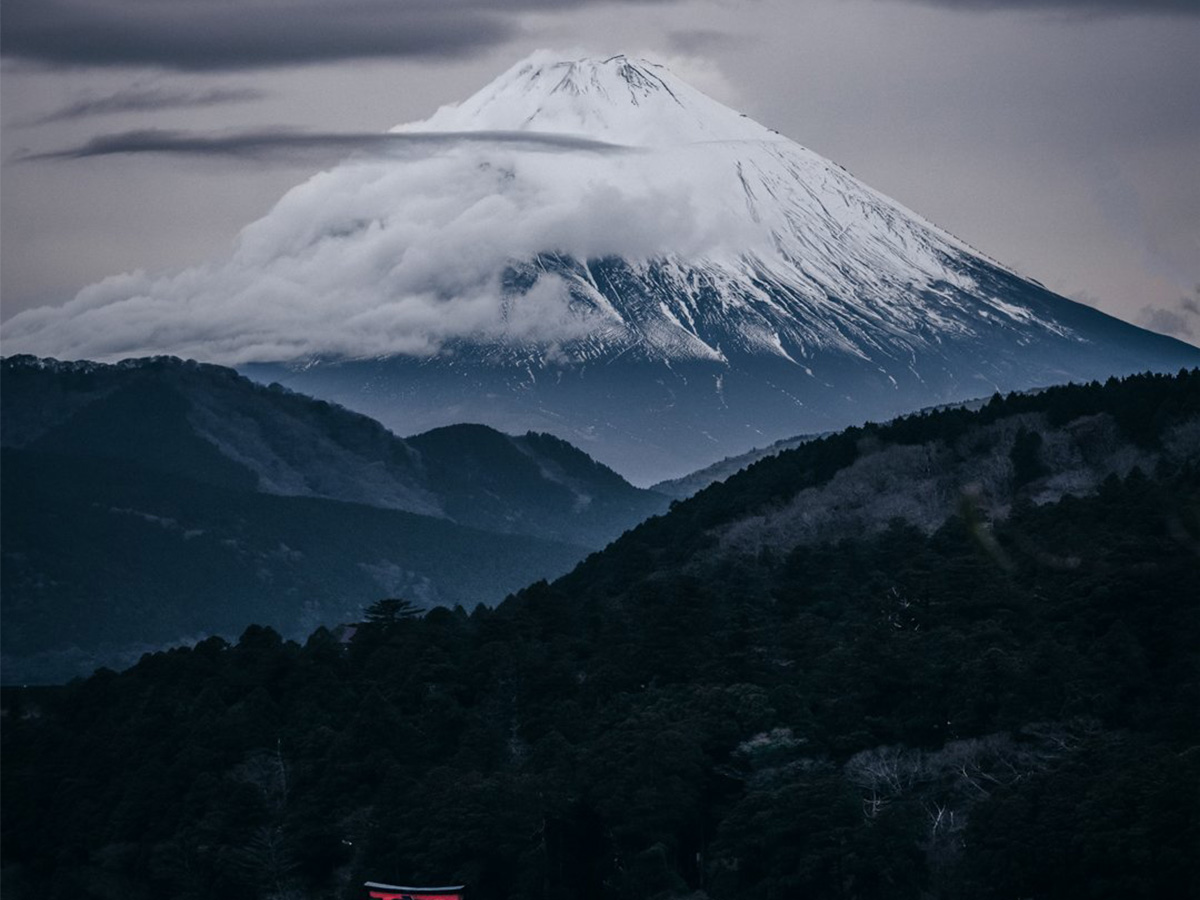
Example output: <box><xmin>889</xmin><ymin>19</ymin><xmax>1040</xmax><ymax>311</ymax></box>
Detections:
<box><xmin>4</xmin><ymin>53</ymin><xmax>1196</xmax><ymax>483</ymax></box>
<box><xmin>0</xmin><ymin>355</ymin><xmax>666</xmax><ymax>682</ymax></box>
<box><xmin>0</xmin><ymin>449</ymin><xmax>585</xmax><ymax>683</ymax></box>
<box><xmin>0</xmin><ymin>355</ymin><xmax>666</xmax><ymax>545</ymax></box>
<box><xmin>564</xmin><ymin>369</ymin><xmax>1200</xmax><ymax>595</ymax></box>
<box><xmin>650</xmin><ymin>432</ymin><xmax>826</xmax><ymax>499</ymax></box>
<box><xmin>651</xmin><ymin>398</ymin><xmax>991</xmax><ymax>499</ymax></box>
<box><xmin>256</xmin><ymin>53</ymin><xmax>1200</xmax><ymax>481</ymax></box>
<box><xmin>406</xmin><ymin>424</ymin><xmax>662</xmax><ymax>546</ymax></box>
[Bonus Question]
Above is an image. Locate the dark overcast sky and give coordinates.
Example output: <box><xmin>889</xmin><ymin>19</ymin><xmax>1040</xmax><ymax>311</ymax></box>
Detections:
<box><xmin>2</xmin><ymin>0</ymin><xmax>1198</xmax><ymax>342</ymax></box>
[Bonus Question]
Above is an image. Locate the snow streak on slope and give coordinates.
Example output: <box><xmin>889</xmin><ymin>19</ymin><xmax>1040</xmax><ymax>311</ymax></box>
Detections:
<box><xmin>3</xmin><ymin>52</ymin><xmax>1057</xmax><ymax>367</ymax></box>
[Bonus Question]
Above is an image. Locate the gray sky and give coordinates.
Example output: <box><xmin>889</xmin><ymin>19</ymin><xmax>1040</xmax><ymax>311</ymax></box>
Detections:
<box><xmin>3</xmin><ymin>0</ymin><xmax>1198</xmax><ymax>345</ymax></box>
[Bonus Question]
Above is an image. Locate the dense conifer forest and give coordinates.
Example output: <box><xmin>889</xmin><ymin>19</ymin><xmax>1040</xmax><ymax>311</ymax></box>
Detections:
<box><xmin>3</xmin><ymin>370</ymin><xmax>1198</xmax><ymax>899</ymax></box>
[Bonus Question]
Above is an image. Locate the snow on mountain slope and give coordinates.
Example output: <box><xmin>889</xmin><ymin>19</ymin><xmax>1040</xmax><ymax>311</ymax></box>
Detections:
<box><xmin>3</xmin><ymin>52</ymin><xmax>1197</xmax><ymax>482</ymax></box>
<box><xmin>396</xmin><ymin>51</ymin><xmax>778</xmax><ymax>146</ymax></box>
<box><xmin>390</xmin><ymin>52</ymin><xmax>1034</xmax><ymax>367</ymax></box>
<box><xmin>4</xmin><ymin>52</ymin><xmax>1065</xmax><ymax>366</ymax></box>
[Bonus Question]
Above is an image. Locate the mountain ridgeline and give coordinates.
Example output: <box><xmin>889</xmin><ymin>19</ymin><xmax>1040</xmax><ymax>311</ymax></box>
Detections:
<box><xmin>238</xmin><ymin>52</ymin><xmax>1200</xmax><ymax>483</ymax></box>
<box><xmin>247</xmin><ymin>250</ymin><xmax>1200</xmax><ymax>485</ymax></box>
<box><xmin>5</xmin><ymin>53</ymin><xmax>1197</xmax><ymax>483</ymax></box>
<box><xmin>0</xmin><ymin>355</ymin><xmax>667</xmax><ymax>682</ymax></box>
<box><xmin>3</xmin><ymin>369</ymin><xmax>1197</xmax><ymax>900</ymax></box>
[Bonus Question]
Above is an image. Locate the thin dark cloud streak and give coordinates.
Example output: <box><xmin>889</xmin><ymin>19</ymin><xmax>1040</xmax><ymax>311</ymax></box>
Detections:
<box><xmin>879</xmin><ymin>0</ymin><xmax>1200</xmax><ymax>14</ymax></box>
<box><xmin>1</xmin><ymin>0</ymin><xmax>514</xmax><ymax>70</ymax></box>
<box><xmin>1</xmin><ymin>0</ymin><xmax>677</xmax><ymax>71</ymax></box>
<box><xmin>20</xmin><ymin>87</ymin><xmax>268</xmax><ymax>126</ymax></box>
<box><xmin>15</xmin><ymin>128</ymin><xmax>637</xmax><ymax>164</ymax></box>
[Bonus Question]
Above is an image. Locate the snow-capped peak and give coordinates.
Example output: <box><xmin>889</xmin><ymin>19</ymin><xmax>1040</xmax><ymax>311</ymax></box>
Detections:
<box><xmin>2</xmin><ymin>51</ymin><xmax>1099</xmax><ymax>373</ymax></box>
<box><xmin>4</xmin><ymin>51</ymin><xmax>1193</xmax><ymax>488</ymax></box>
<box><xmin>393</xmin><ymin>51</ymin><xmax>779</xmax><ymax>147</ymax></box>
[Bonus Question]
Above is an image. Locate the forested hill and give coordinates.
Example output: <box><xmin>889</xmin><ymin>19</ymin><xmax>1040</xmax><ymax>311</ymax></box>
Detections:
<box><xmin>0</xmin><ymin>355</ymin><xmax>667</xmax><ymax>548</ymax></box>
<box><xmin>568</xmin><ymin>367</ymin><xmax>1200</xmax><ymax>596</ymax></box>
<box><xmin>1</xmin><ymin>355</ymin><xmax>668</xmax><ymax>683</ymax></box>
<box><xmin>3</xmin><ymin>370</ymin><xmax>1198</xmax><ymax>900</ymax></box>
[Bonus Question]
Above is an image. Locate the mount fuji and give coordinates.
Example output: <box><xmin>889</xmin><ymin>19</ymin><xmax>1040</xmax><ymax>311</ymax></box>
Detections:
<box><xmin>6</xmin><ymin>52</ymin><xmax>1198</xmax><ymax>483</ymax></box>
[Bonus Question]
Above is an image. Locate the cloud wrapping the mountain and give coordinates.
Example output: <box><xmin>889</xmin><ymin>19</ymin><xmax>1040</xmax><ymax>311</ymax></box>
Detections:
<box><xmin>2</xmin><ymin>140</ymin><xmax>751</xmax><ymax>364</ymax></box>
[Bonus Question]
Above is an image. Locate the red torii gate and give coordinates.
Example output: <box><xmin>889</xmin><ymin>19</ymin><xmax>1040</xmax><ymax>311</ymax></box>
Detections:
<box><xmin>365</xmin><ymin>883</ymin><xmax>465</xmax><ymax>900</ymax></box>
